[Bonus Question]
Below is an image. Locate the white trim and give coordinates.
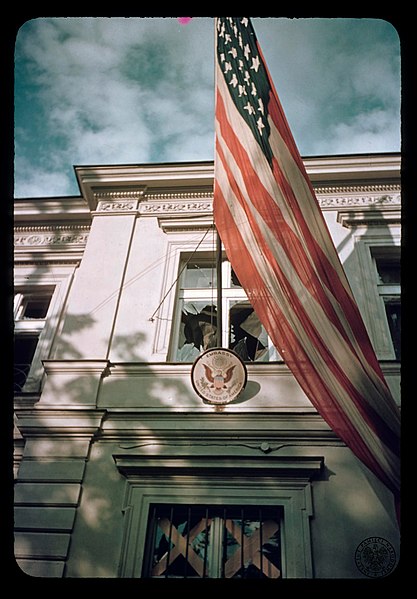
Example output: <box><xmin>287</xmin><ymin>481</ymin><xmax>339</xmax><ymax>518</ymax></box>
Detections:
<box><xmin>42</xmin><ymin>360</ymin><xmax>111</xmax><ymax>376</ymax></box>
<box><xmin>151</xmin><ymin>234</ymin><xmax>218</xmax><ymax>360</ymax></box>
<box><xmin>353</xmin><ymin>232</ymin><xmax>401</xmax><ymax>360</ymax></box>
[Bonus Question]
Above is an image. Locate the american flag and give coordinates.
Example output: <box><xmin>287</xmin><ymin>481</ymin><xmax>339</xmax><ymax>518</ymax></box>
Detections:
<box><xmin>213</xmin><ymin>17</ymin><xmax>400</xmax><ymax>507</ymax></box>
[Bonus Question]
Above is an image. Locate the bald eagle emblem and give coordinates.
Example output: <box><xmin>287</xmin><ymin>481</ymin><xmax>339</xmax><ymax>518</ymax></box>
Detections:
<box><xmin>191</xmin><ymin>348</ymin><xmax>247</xmax><ymax>405</ymax></box>
<box><xmin>202</xmin><ymin>363</ymin><xmax>236</xmax><ymax>394</ymax></box>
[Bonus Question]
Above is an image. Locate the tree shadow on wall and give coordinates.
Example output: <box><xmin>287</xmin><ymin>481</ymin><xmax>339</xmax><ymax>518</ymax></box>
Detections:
<box><xmin>14</xmin><ymin>310</ymin><xmax>203</xmax><ymax>578</ymax></box>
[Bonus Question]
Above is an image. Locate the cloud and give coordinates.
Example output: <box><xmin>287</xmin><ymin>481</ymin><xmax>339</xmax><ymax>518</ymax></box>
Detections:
<box><xmin>316</xmin><ymin>108</ymin><xmax>401</xmax><ymax>155</ymax></box>
<box><xmin>15</xmin><ymin>17</ymin><xmax>216</xmax><ymax>196</ymax></box>
<box><xmin>253</xmin><ymin>18</ymin><xmax>401</xmax><ymax>156</ymax></box>
<box><xmin>14</xmin><ymin>156</ymin><xmax>77</xmax><ymax>198</ymax></box>
<box><xmin>14</xmin><ymin>17</ymin><xmax>400</xmax><ymax>198</ymax></box>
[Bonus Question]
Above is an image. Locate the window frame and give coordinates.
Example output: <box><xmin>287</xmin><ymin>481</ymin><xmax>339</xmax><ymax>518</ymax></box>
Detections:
<box><xmin>169</xmin><ymin>253</ymin><xmax>281</xmax><ymax>363</ymax></box>
<box><xmin>13</xmin><ymin>265</ymin><xmax>76</xmax><ymax>392</ymax></box>
<box><xmin>115</xmin><ymin>454</ymin><xmax>322</xmax><ymax>578</ymax></box>
<box><xmin>151</xmin><ymin>236</ymin><xmax>215</xmax><ymax>361</ymax></box>
<box><xmin>142</xmin><ymin>502</ymin><xmax>284</xmax><ymax>579</ymax></box>
<box><xmin>14</xmin><ymin>286</ymin><xmax>55</xmax><ymax>392</ymax></box>
<box><xmin>172</xmin><ymin>256</ymin><xmax>243</xmax><ymax>360</ymax></box>
<box><xmin>371</xmin><ymin>248</ymin><xmax>401</xmax><ymax>360</ymax></box>
<box><xmin>353</xmin><ymin>235</ymin><xmax>401</xmax><ymax>361</ymax></box>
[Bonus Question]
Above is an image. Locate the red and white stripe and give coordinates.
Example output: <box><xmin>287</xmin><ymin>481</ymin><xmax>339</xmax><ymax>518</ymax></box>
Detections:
<box><xmin>214</xmin><ymin>20</ymin><xmax>400</xmax><ymax>500</ymax></box>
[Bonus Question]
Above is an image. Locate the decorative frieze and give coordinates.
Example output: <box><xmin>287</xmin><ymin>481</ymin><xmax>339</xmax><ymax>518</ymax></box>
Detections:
<box><xmin>140</xmin><ymin>200</ymin><xmax>213</xmax><ymax>214</ymax></box>
<box><xmin>317</xmin><ymin>193</ymin><xmax>401</xmax><ymax>209</ymax></box>
<box><xmin>13</xmin><ymin>186</ymin><xmax>401</xmax><ymax>234</ymax></box>
<box><xmin>138</xmin><ymin>184</ymin><xmax>400</xmax><ymax>215</ymax></box>
<box><xmin>14</xmin><ymin>226</ymin><xmax>90</xmax><ymax>247</ymax></box>
<box><xmin>92</xmin><ymin>190</ymin><xmax>145</xmax><ymax>214</ymax></box>
<box><xmin>96</xmin><ymin>199</ymin><xmax>139</xmax><ymax>212</ymax></box>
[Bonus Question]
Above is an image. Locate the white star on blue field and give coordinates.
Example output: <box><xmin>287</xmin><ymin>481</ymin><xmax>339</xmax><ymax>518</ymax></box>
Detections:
<box><xmin>14</xmin><ymin>17</ymin><xmax>400</xmax><ymax>198</ymax></box>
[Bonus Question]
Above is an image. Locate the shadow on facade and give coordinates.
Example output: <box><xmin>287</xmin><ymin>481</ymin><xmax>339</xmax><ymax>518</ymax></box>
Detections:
<box><xmin>14</xmin><ymin>202</ymin><xmax>402</xmax><ymax>577</ymax></box>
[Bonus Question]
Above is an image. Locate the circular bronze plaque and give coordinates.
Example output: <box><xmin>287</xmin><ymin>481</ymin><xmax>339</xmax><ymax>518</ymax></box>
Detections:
<box><xmin>191</xmin><ymin>347</ymin><xmax>247</xmax><ymax>405</ymax></box>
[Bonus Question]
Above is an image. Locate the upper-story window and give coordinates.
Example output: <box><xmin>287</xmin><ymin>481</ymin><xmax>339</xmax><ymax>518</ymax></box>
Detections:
<box><xmin>372</xmin><ymin>248</ymin><xmax>401</xmax><ymax>360</ymax></box>
<box><xmin>170</xmin><ymin>254</ymin><xmax>281</xmax><ymax>363</ymax></box>
<box><xmin>14</xmin><ymin>288</ymin><xmax>54</xmax><ymax>392</ymax></box>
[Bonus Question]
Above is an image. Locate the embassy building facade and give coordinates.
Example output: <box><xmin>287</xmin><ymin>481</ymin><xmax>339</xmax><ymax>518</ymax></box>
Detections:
<box><xmin>13</xmin><ymin>154</ymin><xmax>401</xmax><ymax>579</ymax></box>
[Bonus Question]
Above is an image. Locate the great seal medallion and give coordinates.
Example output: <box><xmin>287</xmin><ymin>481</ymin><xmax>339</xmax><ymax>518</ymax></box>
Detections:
<box><xmin>191</xmin><ymin>347</ymin><xmax>247</xmax><ymax>405</ymax></box>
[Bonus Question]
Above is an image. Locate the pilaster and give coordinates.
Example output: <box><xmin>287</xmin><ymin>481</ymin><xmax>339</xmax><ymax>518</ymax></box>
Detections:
<box><xmin>53</xmin><ymin>193</ymin><xmax>144</xmax><ymax>360</ymax></box>
<box><xmin>14</xmin><ymin>408</ymin><xmax>107</xmax><ymax>577</ymax></box>
<box><xmin>40</xmin><ymin>359</ymin><xmax>111</xmax><ymax>407</ymax></box>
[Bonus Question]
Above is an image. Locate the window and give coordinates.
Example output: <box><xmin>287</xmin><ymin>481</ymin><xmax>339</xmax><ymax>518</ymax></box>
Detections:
<box><xmin>14</xmin><ymin>293</ymin><xmax>52</xmax><ymax>320</ymax></box>
<box><xmin>372</xmin><ymin>248</ymin><xmax>401</xmax><ymax>360</ymax></box>
<box><xmin>115</xmin><ymin>455</ymin><xmax>320</xmax><ymax>578</ymax></box>
<box><xmin>14</xmin><ymin>289</ymin><xmax>53</xmax><ymax>392</ymax></box>
<box><xmin>171</xmin><ymin>255</ymin><xmax>281</xmax><ymax>362</ymax></box>
<box><xmin>14</xmin><ymin>336</ymin><xmax>40</xmax><ymax>393</ymax></box>
<box><xmin>142</xmin><ymin>504</ymin><xmax>282</xmax><ymax>579</ymax></box>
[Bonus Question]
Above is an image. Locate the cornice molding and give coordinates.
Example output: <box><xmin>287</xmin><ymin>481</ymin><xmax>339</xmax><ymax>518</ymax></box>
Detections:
<box><xmin>14</xmin><ymin>225</ymin><xmax>91</xmax><ymax>232</ymax></box>
<box><xmin>107</xmin><ymin>361</ymin><xmax>292</xmax><ymax>377</ymax></box>
<box><xmin>14</xmin><ymin>258</ymin><xmax>82</xmax><ymax>266</ymax></box>
<box><xmin>14</xmin><ymin>408</ymin><xmax>107</xmax><ymax>437</ymax></box>
<box><xmin>105</xmin><ymin>360</ymin><xmax>399</xmax><ymax>378</ymax></box>
<box><xmin>42</xmin><ymin>359</ymin><xmax>111</xmax><ymax>376</ymax></box>
<box><xmin>315</xmin><ymin>183</ymin><xmax>400</xmax><ymax>195</ymax></box>
<box><xmin>113</xmin><ymin>453</ymin><xmax>325</xmax><ymax>479</ymax></box>
<box><xmin>93</xmin><ymin>190</ymin><xmax>146</xmax><ymax>200</ymax></box>
<box><xmin>14</xmin><ymin>184</ymin><xmax>401</xmax><ymax>223</ymax></box>
<box><xmin>103</xmin><ymin>411</ymin><xmax>339</xmax><ymax>445</ymax></box>
<box><xmin>157</xmin><ymin>216</ymin><xmax>214</xmax><ymax>233</ymax></box>
<box><xmin>337</xmin><ymin>205</ymin><xmax>401</xmax><ymax>227</ymax></box>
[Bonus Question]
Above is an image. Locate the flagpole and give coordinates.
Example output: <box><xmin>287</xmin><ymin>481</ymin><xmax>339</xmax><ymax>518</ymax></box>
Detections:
<box><xmin>214</xmin><ymin>18</ymin><xmax>222</xmax><ymax>349</ymax></box>
<box><xmin>216</xmin><ymin>227</ymin><xmax>222</xmax><ymax>347</ymax></box>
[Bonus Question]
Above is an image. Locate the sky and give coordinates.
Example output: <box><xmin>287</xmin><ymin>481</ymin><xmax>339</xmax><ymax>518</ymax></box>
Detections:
<box><xmin>13</xmin><ymin>16</ymin><xmax>401</xmax><ymax>199</ymax></box>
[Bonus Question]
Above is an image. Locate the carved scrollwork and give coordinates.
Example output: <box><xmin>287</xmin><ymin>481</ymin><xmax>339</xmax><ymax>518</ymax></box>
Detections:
<box><xmin>14</xmin><ymin>227</ymin><xmax>90</xmax><ymax>247</ymax></box>
<box><xmin>96</xmin><ymin>200</ymin><xmax>138</xmax><ymax>212</ymax></box>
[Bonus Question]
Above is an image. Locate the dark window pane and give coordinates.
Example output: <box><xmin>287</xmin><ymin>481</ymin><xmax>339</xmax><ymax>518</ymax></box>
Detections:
<box><xmin>180</xmin><ymin>304</ymin><xmax>218</xmax><ymax>351</ymax></box>
<box><xmin>384</xmin><ymin>300</ymin><xmax>401</xmax><ymax>360</ymax></box>
<box><xmin>22</xmin><ymin>296</ymin><xmax>52</xmax><ymax>319</ymax></box>
<box><xmin>229</xmin><ymin>303</ymin><xmax>267</xmax><ymax>361</ymax></box>
<box><xmin>231</xmin><ymin>268</ymin><xmax>242</xmax><ymax>288</ymax></box>
<box><xmin>375</xmin><ymin>257</ymin><xmax>400</xmax><ymax>285</ymax></box>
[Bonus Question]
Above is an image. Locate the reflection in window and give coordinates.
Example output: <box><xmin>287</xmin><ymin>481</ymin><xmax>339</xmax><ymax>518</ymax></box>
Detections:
<box><xmin>182</xmin><ymin>263</ymin><xmax>217</xmax><ymax>289</ymax></box>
